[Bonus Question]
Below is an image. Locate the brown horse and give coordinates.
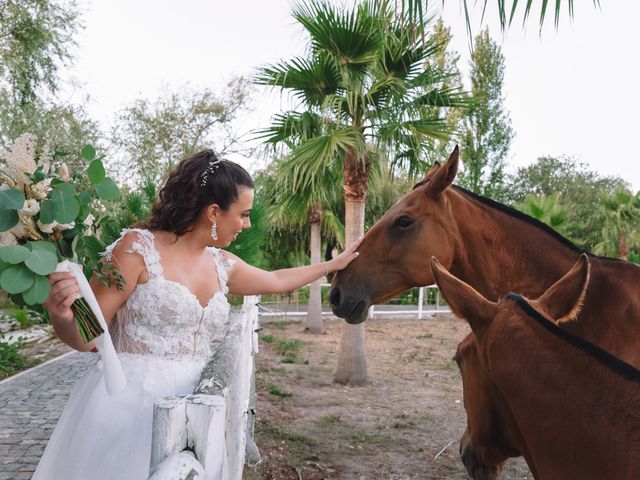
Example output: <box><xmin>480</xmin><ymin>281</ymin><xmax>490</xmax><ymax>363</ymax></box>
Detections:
<box><xmin>431</xmin><ymin>255</ymin><xmax>640</xmax><ymax>480</ymax></box>
<box><xmin>330</xmin><ymin>147</ymin><xmax>640</xmax><ymax>368</ymax></box>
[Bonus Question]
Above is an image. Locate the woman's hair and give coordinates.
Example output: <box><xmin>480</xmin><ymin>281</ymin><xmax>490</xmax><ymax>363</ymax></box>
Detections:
<box><xmin>137</xmin><ymin>149</ymin><xmax>254</xmax><ymax>236</ymax></box>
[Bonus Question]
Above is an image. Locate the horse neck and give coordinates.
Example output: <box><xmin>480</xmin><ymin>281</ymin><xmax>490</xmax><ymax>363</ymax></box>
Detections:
<box><xmin>486</xmin><ymin>312</ymin><xmax>640</xmax><ymax>477</ymax></box>
<box><xmin>447</xmin><ymin>190</ymin><xmax>579</xmax><ymax>301</ymax></box>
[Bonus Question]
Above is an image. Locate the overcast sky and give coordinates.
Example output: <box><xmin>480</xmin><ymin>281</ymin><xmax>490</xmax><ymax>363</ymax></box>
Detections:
<box><xmin>62</xmin><ymin>1</ymin><xmax>640</xmax><ymax>190</ymax></box>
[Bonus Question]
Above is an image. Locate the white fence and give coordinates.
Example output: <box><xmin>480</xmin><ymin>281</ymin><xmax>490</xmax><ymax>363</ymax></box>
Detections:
<box><xmin>258</xmin><ymin>284</ymin><xmax>449</xmax><ymax>320</ymax></box>
<box><xmin>148</xmin><ymin>296</ymin><xmax>261</xmax><ymax>480</ymax></box>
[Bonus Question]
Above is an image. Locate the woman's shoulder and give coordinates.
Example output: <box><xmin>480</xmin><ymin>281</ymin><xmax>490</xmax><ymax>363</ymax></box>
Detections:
<box><xmin>102</xmin><ymin>228</ymin><xmax>154</xmax><ymax>263</ymax></box>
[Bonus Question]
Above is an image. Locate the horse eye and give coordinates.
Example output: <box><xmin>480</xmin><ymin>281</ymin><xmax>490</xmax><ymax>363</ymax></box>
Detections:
<box><xmin>393</xmin><ymin>216</ymin><xmax>415</xmax><ymax>229</ymax></box>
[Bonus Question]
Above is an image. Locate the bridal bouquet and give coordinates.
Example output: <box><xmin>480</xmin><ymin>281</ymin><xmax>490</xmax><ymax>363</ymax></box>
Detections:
<box><xmin>0</xmin><ymin>133</ymin><xmax>122</xmax><ymax>343</ymax></box>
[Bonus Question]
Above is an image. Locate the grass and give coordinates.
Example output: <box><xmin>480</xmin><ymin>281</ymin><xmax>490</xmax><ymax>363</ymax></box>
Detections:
<box><xmin>261</xmin><ymin>335</ymin><xmax>303</xmax><ymax>363</ymax></box>
<box><xmin>0</xmin><ymin>335</ymin><xmax>30</xmax><ymax>380</ymax></box>
<box><xmin>256</xmin><ymin>378</ymin><xmax>293</xmax><ymax>399</ymax></box>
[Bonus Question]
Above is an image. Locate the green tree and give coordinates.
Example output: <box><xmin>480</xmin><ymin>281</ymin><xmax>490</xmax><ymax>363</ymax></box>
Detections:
<box><xmin>0</xmin><ymin>0</ymin><xmax>94</xmax><ymax>155</ymax></box>
<box><xmin>257</xmin><ymin>0</ymin><xmax>469</xmax><ymax>384</ymax></box>
<box><xmin>507</xmin><ymin>155</ymin><xmax>628</xmax><ymax>250</ymax></box>
<box><xmin>593</xmin><ymin>188</ymin><xmax>640</xmax><ymax>260</ymax></box>
<box><xmin>459</xmin><ymin>28</ymin><xmax>513</xmax><ymax>202</ymax></box>
<box><xmin>109</xmin><ymin>78</ymin><xmax>253</xmax><ymax>186</ymax></box>
<box><xmin>514</xmin><ymin>193</ymin><xmax>579</xmax><ymax>241</ymax></box>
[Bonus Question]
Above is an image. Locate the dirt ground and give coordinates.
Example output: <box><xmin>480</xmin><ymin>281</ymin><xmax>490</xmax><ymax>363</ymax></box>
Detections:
<box><xmin>245</xmin><ymin>314</ymin><xmax>532</xmax><ymax>480</ymax></box>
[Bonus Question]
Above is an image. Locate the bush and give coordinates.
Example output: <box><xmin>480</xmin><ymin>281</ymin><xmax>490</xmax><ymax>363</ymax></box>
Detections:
<box><xmin>0</xmin><ymin>334</ymin><xmax>30</xmax><ymax>379</ymax></box>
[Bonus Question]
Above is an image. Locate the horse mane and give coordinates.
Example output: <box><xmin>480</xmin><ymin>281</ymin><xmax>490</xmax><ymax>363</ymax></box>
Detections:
<box><xmin>452</xmin><ymin>186</ymin><xmax>585</xmax><ymax>254</ymax></box>
<box><xmin>506</xmin><ymin>293</ymin><xmax>640</xmax><ymax>382</ymax></box>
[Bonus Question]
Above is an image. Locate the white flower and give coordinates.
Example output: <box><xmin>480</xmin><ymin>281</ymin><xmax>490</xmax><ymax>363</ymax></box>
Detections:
<box><xmin>82</xmin><ymin>214</ymin><xmax>95</xmax><ymax>228</ymax></box>
<box><xmin>37</xmin><ymin>220</ymin><xmax>56</xmax><ymax>234</ymax></box>
<box><xmin>1</xmin><ymin>133</ymin><xmax>38</xmax><ymax>187</ymax></box>
<box><xmin>58</xmin><ymin>163</ymin><xmax>70</xmax><ymax>181</ymax></box>
<box><xmin>37</xmin><ymin>219</ymin><xmax>75</xmax><ymax>234</ymax></box>
<box><xmin>56</xmin><ymin>221</ymin><xmax>75</xmax><ymax>231</ymax></box>
<box><xmin>20</xmin><ymin>199</ymin><xmax>40</xmax><ymax>216</ymax></box>
<box><xmin>0</xmin><ymin>231</ymin><xmax>17</xmax><ymax>246</ymax></box>
<box><xmin>31</xmin><ymin>178</ymin><xmax>52</xmax><ymax>200</ymax></box>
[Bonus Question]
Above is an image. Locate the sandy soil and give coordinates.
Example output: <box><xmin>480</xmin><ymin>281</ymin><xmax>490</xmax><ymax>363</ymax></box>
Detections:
<box><xmin>245</xmin><ymin>315</ymin><xmax>532</xmax><ymax>480</ymax></box>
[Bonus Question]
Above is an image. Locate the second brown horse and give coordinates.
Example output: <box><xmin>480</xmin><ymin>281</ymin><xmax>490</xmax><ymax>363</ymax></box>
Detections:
<box><xmin>431</xmin><ymin>255</ymin><xmax>640</xmax><ymax>480</ymax></box>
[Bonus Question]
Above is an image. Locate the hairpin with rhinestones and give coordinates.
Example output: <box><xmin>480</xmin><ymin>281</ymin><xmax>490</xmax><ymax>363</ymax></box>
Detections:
<box><xmin>199</xmin><ymin>159</ymin><xmax>223</xmax><ymax>187</ymax></box>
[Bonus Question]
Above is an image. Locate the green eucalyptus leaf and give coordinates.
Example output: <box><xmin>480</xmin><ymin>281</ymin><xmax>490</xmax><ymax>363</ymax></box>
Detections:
<box><xmin>78</xmin><ymin>205</ymin><xmax>90</xmax><ymax>221</ymax></box>
<box><xmin>0</xmin><ymin>245</ymin><xmax>31</xmax><ymax>264</ymax></box>
<box><xmin>0</xmin><ymin>209</ymin><xmax>19</xmax><ymax>232</ymax></box>
<box><xmin>22</xmin><ymin>274</ymin><xmax>51</xmax><ymax>305</ymax></box>
<box><xmin>51</xmin><ymin>189</ymin><xmax>80</xmax><ymax>224</ymax></box>
<box><xmin>0</xmin><ymin>189</ymin><xmax>25</xmax><ymax>209</ymax></box>
<box><xmin>78</xmin><ymin>191</ymin><xmax>93</xmax><ymax>206</ymax></box>
<box><xmin>54</xmin><ymin>182</ymin><xmax>75</xmax><ymax>195</ymax></box>
<box><xmin>87</xmin><ymin>159</ymin><xmax>106</xmax><ymax>184</ymax></box>
<box><xmin>95</xmin><ymin>178</ymin><xmax>121</xmax><ymax>201</ymax></box>
<box><xmin>25</xmin><ymin>249</ymin><xmax>58</xmax><ymax>275</ymax></box>
<box><xmin>29</xmin><ymin>241</ymin><xmax>58</xmax><ymax>254</ymax></box>
<box><xmin>0</xmin><ymin>264</ymin><xmax>35</xmax><ymax>294</ymax></box>
<box><xmin>82</xmin><ymin>144</ymin><xmax>97</xmax><ymax>161</ymax></box>
<box><xmin>39</xmin><ymin>199</ymin><xmax>56</xmax><ymax>224</ymax></box>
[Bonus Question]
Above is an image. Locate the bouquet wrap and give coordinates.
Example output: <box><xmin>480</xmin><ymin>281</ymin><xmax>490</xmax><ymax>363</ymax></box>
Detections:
<box><xmin>56</xmin><ymin>260</ymin><xmax>127</xmax><ymax>394</ymax></box>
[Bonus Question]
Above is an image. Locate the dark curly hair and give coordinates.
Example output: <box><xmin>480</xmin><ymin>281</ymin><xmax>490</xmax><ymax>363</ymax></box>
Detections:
<box><xmin>137</xmin><ymin>149</ymin><xmax>254</xmax><ymax>236</ymax></box>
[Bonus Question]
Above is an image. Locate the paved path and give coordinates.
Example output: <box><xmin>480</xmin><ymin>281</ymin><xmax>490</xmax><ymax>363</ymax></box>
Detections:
<box><xmin>0</xmin><ymin>352</ymin><xmax>97</xmax><ymax>479</ymax></box>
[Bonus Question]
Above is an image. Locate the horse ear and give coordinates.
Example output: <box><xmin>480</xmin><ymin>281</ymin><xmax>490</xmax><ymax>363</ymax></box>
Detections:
<box><xmin>534</xmin><ymin>254</ymin><xmax>591</xmax><ymax>325</ymax></box>
<box><xmin>425</xmin><ymin>146</ymin><xmax>459</xmax><ymax>196</ymax></box>
<box><xmin>430</xmin><ymin>257</ymin><xmax>497</xmax><ymax>334</ymax></box>
<box><xmin>423</xmin><ymin>161</ymin><xmax>441</xmax><ymax>181</ymax></box>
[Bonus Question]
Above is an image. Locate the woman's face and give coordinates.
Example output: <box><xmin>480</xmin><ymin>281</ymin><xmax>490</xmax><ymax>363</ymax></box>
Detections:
<box><xmin>215</xmin><ymin>187</ymin><xmax>254</xmax><ymax>246</ymax></box>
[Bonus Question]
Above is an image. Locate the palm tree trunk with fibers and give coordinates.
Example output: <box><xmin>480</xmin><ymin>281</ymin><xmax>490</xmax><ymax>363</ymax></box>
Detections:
<box><xmin>619</xmin><ymin>230</ymin><xmax>628</xmax><ymax>260</ymax></box>
<box><xmin>334</xmin><ymin>149</ymin><xmax>369</xmax><ymax>385</ymax></box>
<box><xmin>306</xmin><ymin>206</ymin><xmax>325</xmax><ymax>334</ymax></box>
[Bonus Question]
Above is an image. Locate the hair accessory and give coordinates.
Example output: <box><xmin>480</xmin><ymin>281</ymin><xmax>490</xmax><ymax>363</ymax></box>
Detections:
<box><xmin>200</xmin><ymin>159</ymin><xmax>223</xmax><ymax>187</ymax></box>
<box><xmin>211</xmin><ymin>222</ymin><xmax>218</xmax><ymax>241</ymax></box>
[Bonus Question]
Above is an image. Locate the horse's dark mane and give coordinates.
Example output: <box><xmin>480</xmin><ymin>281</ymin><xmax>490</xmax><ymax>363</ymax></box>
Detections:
<box><xmin>506</xmin><ymin>293</ymin><xmax>640</xmax><ymax>383</ymax></box>
<box><xmin>451</xmin><ymin>185</ymin><xmax>585</xmax><ymax>254</ymax></box>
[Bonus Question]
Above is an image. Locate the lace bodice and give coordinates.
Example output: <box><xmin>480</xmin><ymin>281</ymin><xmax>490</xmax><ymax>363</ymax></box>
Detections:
<box><xmin>101</xmin><ymin>228</ymin><xmax>234</xmax><ymax>361</ymax></box>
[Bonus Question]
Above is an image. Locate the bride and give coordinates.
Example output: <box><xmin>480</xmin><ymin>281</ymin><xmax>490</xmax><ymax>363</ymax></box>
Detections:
<box><xmin>33</xmin><ymin>150</ymin><xmax>360</xmax><ymax>479</ymax></box>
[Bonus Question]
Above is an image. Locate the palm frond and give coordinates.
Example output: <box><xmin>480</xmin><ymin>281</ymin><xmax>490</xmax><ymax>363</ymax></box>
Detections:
<box><xmin>293</xmin><ymin>0</ymin><xmax>384</xmax><ymax>69</ymax></box>
<box><xmin>281</xmin><ymin>128</ymin><xmax>366</xmax><ymax>192</ymax></box>
<box><xmin>254</xmin><ymin>55</ymin><xmax>341</xmax><ymax>107</ymax></box>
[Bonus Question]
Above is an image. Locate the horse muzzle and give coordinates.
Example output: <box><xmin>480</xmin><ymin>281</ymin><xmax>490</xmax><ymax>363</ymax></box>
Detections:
<box><xmin>460</xmin><ymin>439</ymin><xmax>502</xmax><ymax>480</ymax></box>
<box><xmin>329</xmin><ymin>286</ymin><xmax>370</xmax><ymax>324</ymax></box>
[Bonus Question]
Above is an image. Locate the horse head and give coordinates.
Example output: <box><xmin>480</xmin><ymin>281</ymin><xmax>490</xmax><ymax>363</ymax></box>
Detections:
<box><xmin>431</xmin><ymin>254</ymin><xmax>590</xmax><ymax>479</ymax></box>
<box><xmin>330</xmin><ymin>146</ymin><xmax>461</xmax><ymax>323</ymax></box>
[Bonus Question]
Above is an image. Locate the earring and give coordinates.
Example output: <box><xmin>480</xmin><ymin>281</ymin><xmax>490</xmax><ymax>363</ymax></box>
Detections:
<box><xmin>211</xmin><ymin>222</ymin><xmax>218</xmax><ymax>241</ymax></box>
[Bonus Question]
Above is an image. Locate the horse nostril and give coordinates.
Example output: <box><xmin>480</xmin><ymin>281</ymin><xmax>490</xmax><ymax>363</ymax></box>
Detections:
<box><xmin>329</xmin><ymin>287</ymin><xmax>341</xmax><ymax>307</ymax></box>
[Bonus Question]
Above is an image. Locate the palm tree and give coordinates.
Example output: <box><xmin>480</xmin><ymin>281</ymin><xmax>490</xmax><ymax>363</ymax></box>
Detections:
<box><xmin>267</xmin><ymin>156</ymin><xmax>344</xmax><ymax>334</ymax></box>
<box><xmin>256</xmin><ymin>0</ymin><xmax>468</xmax><ymax>385</ymax></box>
<box><xmin>514</xmin><ymin>193</ymin><xmax>580</xmax><ymax>242</ymax></box>
<box><xmin>594</xmin><ymin>188</ymin><xmax>640</xmax><ymax>260</ymax></box>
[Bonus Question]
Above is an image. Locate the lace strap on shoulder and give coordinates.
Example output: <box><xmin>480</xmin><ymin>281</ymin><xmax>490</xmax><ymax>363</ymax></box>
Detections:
<box><xmin>101</xmin><ymin>228</ymin><xmax>164</xmax><ymax>280</ymax></box>
<box><xmin>209</xmin><ymin>248</ymin><xmax>236</xmax><ymax>294</ymax></box>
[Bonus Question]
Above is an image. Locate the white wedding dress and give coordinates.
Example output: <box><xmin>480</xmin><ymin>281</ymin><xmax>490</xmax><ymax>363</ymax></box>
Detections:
<box><xmin>32</xmin><ymin>228</ymin><xmax>234</xmax><ymax>480</ymax></box>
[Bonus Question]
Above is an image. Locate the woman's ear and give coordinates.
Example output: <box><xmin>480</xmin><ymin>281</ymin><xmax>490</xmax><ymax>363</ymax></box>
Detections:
<box><xmin>206</xmin><ymin>203</ymin><xmax>221</xmax><ymax>222</ymax></box>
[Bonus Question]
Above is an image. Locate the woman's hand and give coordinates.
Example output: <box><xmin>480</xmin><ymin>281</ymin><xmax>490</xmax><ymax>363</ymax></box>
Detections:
<box><xmin>43</xmin><ymin>272</ymin><xmax>80</xmax><ymax>325</ymax></box>
<box><xmin>327</xmin><ymin>237</ymin><xmax>363</xmax><ymax>272</ymax></box>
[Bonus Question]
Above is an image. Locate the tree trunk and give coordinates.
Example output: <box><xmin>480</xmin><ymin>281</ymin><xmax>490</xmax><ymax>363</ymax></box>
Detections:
<box><xmin>334</xmin><ymin>149</ymin><xmax>369</xmax><ymax>385</ymax></box>
<box><xmin>619</xmin><ymin>230</ymin><xmax>628</xmax><ymax>260</ymax></box>
<box><xmin>306</xmin><ymin>207</ymin><xmax>325</xmax><ymax>334</ymax></box>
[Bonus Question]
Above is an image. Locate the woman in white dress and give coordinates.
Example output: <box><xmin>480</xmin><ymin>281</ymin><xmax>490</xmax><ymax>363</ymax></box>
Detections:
<box><xmin>33</xmin><ymin>150</ymin><xmax>360</xmax><ymax>480</ymax></box>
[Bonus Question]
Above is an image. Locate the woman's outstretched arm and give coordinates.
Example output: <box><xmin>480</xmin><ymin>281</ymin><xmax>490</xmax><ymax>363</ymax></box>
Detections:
<box><xmin>226</xmin><ymin>238</ymin><xmax>362</xmax><ymax>295</ymax></box>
